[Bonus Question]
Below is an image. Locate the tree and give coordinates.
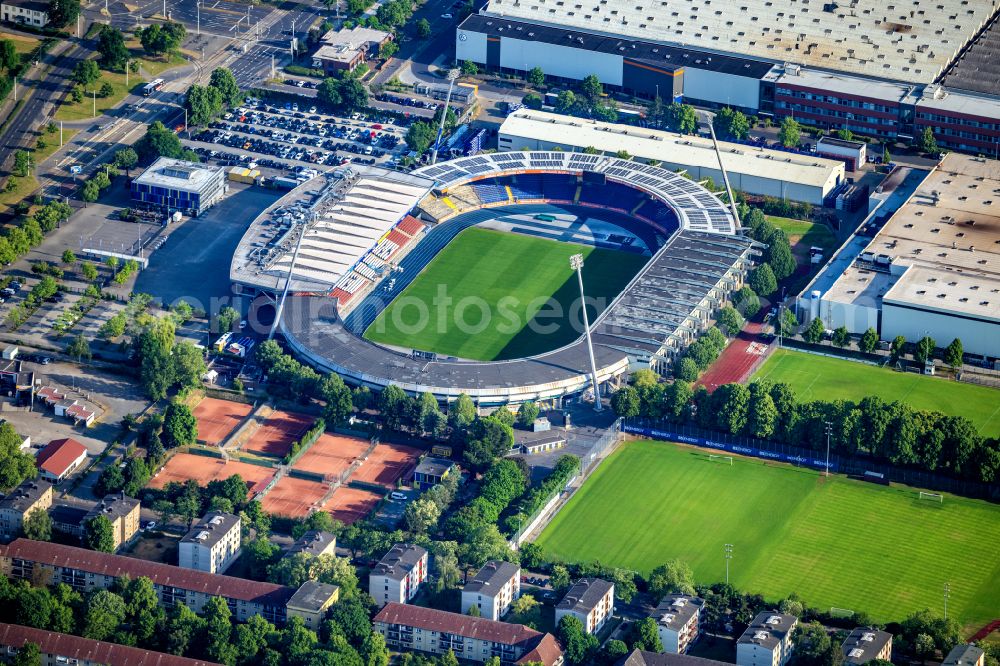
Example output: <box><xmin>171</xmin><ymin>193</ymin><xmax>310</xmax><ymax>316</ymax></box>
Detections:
<box><xmin>461</xmin><ymin>60</ymin><xmax>478</xmax><ymax>77</ymax></box>
<box><xmin>768</xmin><ymin>235</ymin><xmax>797</xmax><ymax>280</ymax></box>
<box><xmin>890</xmin><ymin>335</ymin><xmax>906</xmax><ymax>363</ymax></box>
<box><xmin>137</xmin><ymin>121</ymin><xmax>190</xmax><ymax>159</ymax></box>
<box><xmin>525</xmin><ymin>65</ymin><xmax>545</xmax><ymax>87</ymax></box>
<box><xmin>835</xmin><ymin>129</ymin><xmax>854</xmax><ymax>141</ymax></box>
<box><xmin>163</xmin><ymin>402</ymin><xmax>198</xmax><ymax>448</ymax></box>
<box><xmin>124</xmin><ymin>577</ymin><xmax>163</xmax><ymax>643</ymax></box>
<box><xmin>67</xmin><ymin>334</ymin><xmax>92</xmax><ymax>362</ymax></box>
<box><xmin>555</xmin><ymin>89</ymin><xmax>577</xmax><ymax>114</ymax></box>
<box><xmin>516</xmin><ymin>400</ymin><xmax>539</xmax><ymax>427</ymax></box>
<box><xmin>72</xmin><ymin>59</ymin><xmax>100</xmax><ymax>86</ymax></box>
<box><xmin>140</xmin><ymin>22</ymin><xmax>186</xmax><ymax>56</ymax></box>
<box><xmin>557</xmin><ymin>614</ymin><xmax>598</xmax><ymax>665</ymax></box>
<box><xmin>610</xmin><ymin>385</ymin><xmax>640</xmax><ymax>418</ymax></box>
<box><xmin>918</xmin><ymin>126</ymin><xmax>939</xmax><ymax>155</ymax></box>
<box><xmin>48</xmin><ymin>0</ymin><xmax>81</xmax><ymax>28</ymax></box>
<box><xmin>99</xmin><ymin>81</ymin><xmax>114</xmax><ymax>97</ymax></box>
<box><xmin>915</xmin><ymin>335</ymin><xmax>936</xmax><ymax>365</ymax></box>
<box><xmin>404</xmin><ymin>496</ymin><xmax>441</xmax><ymax>533</ymax></box>
<box><xmin>803</xmin><ymin>316</ymin><xmax>825</xmax><ymax>344</ymax></box>
<box><xmin>602</xmin><ymin>640</ymin><xmax>630</xmax><ymax>664</ymax></box>
<box><xmin>522</xmin><ymin>92</ymin><xmax>543</xmax><ymax>109</ymax></box>
<box><xmin>832</xmin><ymin>326</ymin><xmax>850</xmax><ymax>348</ymax></box>
<box><xmin>113</xmin><ymin>147</ymin><xmax>138</xmax><ymax>175</ymax></box>
<box><xmin>733</xmin><ymin>285</ymin><xmax>761</xmax><ymax>318</ymax></box>
<box><xmin>186</xmin><ymin>84</ymin><xmax>224</xmax><ymax>126</ymax></box>
<box><xmin>22</xmin><ymin>507</ymin><xmax>52</xmax><ymax>541</ymax></box>
<box><xmin>448</xmin><ymin>393</ymin><xmax>477</xmax><ymax>430</ymax></box>
<box><xmin>83</xmin><ymin>589</ymin><xmax>126</xmax><ymax>640</ymax></box>
<box><xmin>84</xmin><ymin>515</ymin><xmax>116</xmax><ymax>552</ymax></box>
<box><xmin>405</xmin><ymin>121</ymin><xmax>436</xmax><ymax>154</ymax></box>
<box><xmin>713</xmin><ymin>383</ymin><xmax>750</xmax><ymax>434</ymax></box>
<box><xmin>714</xmin><ymin>107</ymin><xmax>750</xmax><ymax>140</ymax></box>
<box><xmin>748</xmin><ymin>264</ymin><xmax>777</xmax><ymax>296</ymax></box>
<box><xmin>860</xmin><ymin>327</ymin><xmax>879</xmax><ymax>354</ymax></box>
<box><xmin>632</xmin><ymin>616</ymin><xmax>663</xmax><ymax>652</ymax></box>
<box><xmin>914</xmin><ymin>633</ymin><xmax>937</xmax><ymax>663</ymax></box>
<box><xmin>778</xmin><ymin>117</ymin><xmax>801</xmax><ymax>148</ymax></box>
<box><xmin>0</xmin><ymin>423</ymin><xmax>38</xmax><ymax>491</ymax></box>
<box><xmin>717</xmin><ymin>306</ymin><xmax>744</xmax><ymax>336</ymax></box>
<box><xmin>339</xmin><ymin>77</ymin><xmax>369</xmax><ymax>111</ymax></box>
<box><xmin>944</xmin><ymin>338</ymin><xmax>963</xmax><ymax>370</ymax></box>
<box><xmin>747</xmin><ymin>381</ymin><xmax>778</xmax><ymax>439</ymax></box>
<box><xmin>96</xmin><ymin>26</ymin><xmax>130</xmax><ymax>70</ymax></box>
<box><xmin>165</xmin><ymin>603</ymin><xmax>204</xmax><ymax>655</ymax></box>
<box><xmin>668</xmin><ymin>102</ymin><xmax>698</xmax><ymax>134</ymax></box>
<box><xmin>10</xmin><ymin>642</ymin><xmax>40</xmax><ymax>666</ymax></box>
<box><xmin>12</xmin><ymin>151</ymin><xmax>33</xmax><ymax>178</ymax></box>
<box><xmin>215</xmin><ymin>305</ymin><xmax>240</xmax><ymax>333</ymax></box>
<box><xmin>0</xmin><ymin>40</ymin><xmax>16</xmax><ymax>74</ymax></box>
<box><xmin>416</xmin><ymin>17</ymin><xmax>431</xmax><ymax>38</ymax></box>
<box><xmin>172</xmin><ymin>341</ymin><xmax>206</xmax><ymax>390</ymax></box>
<box><xmin>203</xmin><ymin>596</ymin><xmax>237</xmax><ymax>666</ymax></box>
<box><xmin>648</xmin><ymin>559</ymin><xmax>696</xmax><ymax>598</ymax></box>
<box><xmin>792</xmin><ymin>621</ymin><xmax>834</xmax><ymax>666</ymax></box>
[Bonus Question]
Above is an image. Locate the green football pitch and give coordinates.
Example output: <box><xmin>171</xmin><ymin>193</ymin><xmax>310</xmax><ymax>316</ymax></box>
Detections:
<box><xmin>364</xmin><ymin>228</ymin><xmax>648</xmax><ymax>361</ymax></box>
<box><xmin>535</xmin><ymin>440</ymin><xmax>1000</xmax><ymax>632</ymax></box>
<box><xmin>753</xmin><ymin>349</ymin><xmax>1000</xmax><ymax>437</ymax></box>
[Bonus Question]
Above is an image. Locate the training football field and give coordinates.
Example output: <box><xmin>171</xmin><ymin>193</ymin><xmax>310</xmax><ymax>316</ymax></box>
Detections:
<box><xmin>535</xmin><ymin>440</ymin><xmax>1000</xmax><ymax>631</ymax></box>
<box><xmin>364</xmin><ymin>228</ymin><xmax>647</xmax><ymax>361</ymax></box>
<box><xmin>753</xmin><ymin>349</ymin><xmax>1000</xmax><ymax>437</ymax></box>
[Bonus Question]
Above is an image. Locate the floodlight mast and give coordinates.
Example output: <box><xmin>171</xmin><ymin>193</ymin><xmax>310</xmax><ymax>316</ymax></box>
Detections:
<box><xmin>724</xmin><ymin>543</ymin><xmax>734</xmax><ymax>584</ymax></box>
<box><xmin>571</xmin><ymin>253</ymin><xmax>602</xmax><ymax>411</ymax></box>
<box><xmin>700</xmin><ymin>111</ymin><xmax>742</xmax><ymax>230</ymax></box>
<box><xmin>430</xmin><ymin>69</ymin><xmax>460</xmax><ymax>165</ymax></box>
<box><xmin>269</xmin><ymin>213</ymin><xmax>311</xmax><ymax>340</ymax></box>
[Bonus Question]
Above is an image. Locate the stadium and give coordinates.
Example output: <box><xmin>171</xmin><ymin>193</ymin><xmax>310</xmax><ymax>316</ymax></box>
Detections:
<box><xmin>230</xmin><ymin>152</ymin><xmax>755</xmax><ymax>405</ymax></box>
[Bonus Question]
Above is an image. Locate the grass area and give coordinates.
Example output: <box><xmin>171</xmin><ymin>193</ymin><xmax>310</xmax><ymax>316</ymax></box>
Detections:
<box><xmin>0</xmin><ymin>174</ymin><xmax>39</xmax><ymax>215</ymax></box>
<box><xmin>364</xmin><ymin>228</ymin><xmax>647</xmax><ymax>361</ymax></box>
<box><xmin>768</xmin><ymin>215</ymin><xmax>837</xmax><ymax>253</ymax></box>
<box><xmin>535</xmin><ymin>439</ymin><xmax>1000</xmax><ymax>632</ymax></box>
<box><xmin>0</xmin><ymin>30</ymin><xmax>42</xmax><ymax>55</ymax></box>
<box><xmin>31</xmin><ymin>128</ymin><xmax>79</xmax><ymax>164</ymax></box>
<box><xmin>54</xmin><ymin>68</ymin><xmax>146</xmax><ymax>122</ymax></box>
<box><xmin>754</xmin><ymin>349</ymin><xmax>1000</xmax><ymax>436</ymax></box>
<box><xmin>126</xmin><ymin>39</ymin><xmax>188</xmax><ymax>76</ymax></box>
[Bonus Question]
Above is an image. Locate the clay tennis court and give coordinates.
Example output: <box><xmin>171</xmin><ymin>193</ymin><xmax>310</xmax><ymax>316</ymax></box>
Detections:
<box><xmin>325</xmin><ymin>486</ymin><xmax>383</xmax><ymax>524</ymax></box>
<box><xmin>260</xmin><ymin>476</ymin><xmax>330</xmax><ymax>518</ymax></box>
<box><xmin>148</xmin><ymin>453</ymin><xmax>275</xmax><ymax>496</ymax></box>
<box><xmin>193</xmin><ymin>398</ymin><xmax>253</xmax><ymax>446</ymax></box>
<box><xmin>292</xmin><ymin>433</ymin><xmax>371</xmax><ymax>479</ymax></box>
<box><xmin>242</xmin><ymin>410</ymin><xmax>315</xmax><ymax>458</ymax></box>
<box><xmin>350</xmin><ymin>443</ymin><xmax>422</xmax><ymax>488</ymax></box>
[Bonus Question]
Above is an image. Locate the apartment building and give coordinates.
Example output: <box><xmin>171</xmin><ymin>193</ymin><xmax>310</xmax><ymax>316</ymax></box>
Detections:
<box><xmin>179</xmin><ymin>512</ymin><xmax>241</xmax><ymax>574</ymax></box>
<box><xmin>461</xmin><ymin>561</ymin><xmax>521</xmax><ymax>621</ymax></box>
<box><xmin>286</xmin><ymin>530</ymin><xmax>337</xmax><ymax>559</ymax></box>
<box><xmin>0</xmin><ymin>539</ymin><xmax>292</xmax><ymax>624</ymax></box>
<box><xmin>842</xmin><ymin>628</ymin><xmax>892</xmax><ymax>665</ymax></box>
<box><xmin>0</xmin><ymin>623</ymin><xmax>219</xmax><ymax>666</ymax></box>
<box><xmin>83</xmin><ymin>494</ymin><xmax>140</xmax><ymax>552</ymax></box>
<box><xmin>285</xmin><ymin>581</ymin><xmax>340</xmax><ymax>631</ymax></box>
<box><xmin>943</xmin><ymin>645</ymin><xmax>985</xmax><ymax>666</ymax></box>
<box><xmin>655</xmin><ymin>595</ymin><xmax>704</xmax><ymax>654</ymax></box>
<box><xmin>0</xmin><ymin>0</ymin><xmax>49</xmax><ymax>27</ymax></box>
<box><xmin>736</xmin><ymin>613</ymin><xmax>799</xmax><ymax>666</ymax></box>
<box><xmin>369</xmin><ymin>543</ymin><xmax>427</xmax><ymax>606</ymax></box>
<box><xmin>554</xmin><ymin>578</ymin><xmax>614</xmax><ymax>635</ymax></box>
<box><xmin>373</xmin><ymin>602</ymin><xmax>563</xmax><ymax>665</ymax></box>
<box><xmin>0</xmin><ymin>480</ymin><xmax>52</xmax><ymax>540</ymax></box>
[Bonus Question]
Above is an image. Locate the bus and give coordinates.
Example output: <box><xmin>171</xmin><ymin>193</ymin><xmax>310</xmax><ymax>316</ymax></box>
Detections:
<box><xmin>143</xmin><ymin>78</ymin><xmax>164</xmax><ymax>96</ymax></box>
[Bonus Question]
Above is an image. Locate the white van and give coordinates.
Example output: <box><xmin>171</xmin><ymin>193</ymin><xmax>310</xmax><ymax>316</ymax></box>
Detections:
<box><xmin>390</xmin><ymin>491</ymin><xmax>407</xmax><ymax>500</ymax></box>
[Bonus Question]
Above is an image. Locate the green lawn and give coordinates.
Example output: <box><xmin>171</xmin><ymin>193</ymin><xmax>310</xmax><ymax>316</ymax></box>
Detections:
<box><xmin>535</xmin><ymin>440</ymin><xmax>1000</xmax><ymax>632</ymax></box>
<box><xmin>0</xmin><ymin>30</ymin><xmax>42</xmax><ymax>55</ymax></box>
<box><xmin>55</xmin><ymin>68</ymin><xmax>146</xmax><ymax>121</ymax></box>
<box><xmin>754</xmin><ymin>349</ymin><xmax>1000</xmax><ymax>437</ymax></box>
<box><xmin>767</xmin><ymin>215</ymin><xmax>837</xmax><ymax>253</ymax></box>
<box><xmin>364</xmin><ymin>228</ymin><xmax>647</xmax><ymax>360</ymax></box>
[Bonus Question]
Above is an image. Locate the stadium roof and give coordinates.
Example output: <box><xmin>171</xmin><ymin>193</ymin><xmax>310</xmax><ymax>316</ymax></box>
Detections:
<box><xmin>231</xmin><ymin>167</ymin><xmax>434</xmax><ymax>292</ymax></box>
<box><xmin>413</xmin><ymin>151</ymin><xmax>737</xmax><ymax>234</ymax></box>
<box><xmin>478</xmin><ymin>0</ymin><xmax>999</xmax><ymax>84</ymax></box>
<box><xmin>498</xmin><ymin>109</ymin><xmax>844</xmax><ymax>190</ymax></box>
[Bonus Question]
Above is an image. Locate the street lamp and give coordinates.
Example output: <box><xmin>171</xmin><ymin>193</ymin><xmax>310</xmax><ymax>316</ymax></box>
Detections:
<box><xmin>430</xmin><ymin>69</ymin><xmax>460</xmax><ymax>165</ymax></box>
<box><xmin>724</xmin><ymin>543</ymin><xmax>733</xmax><ymax>584</ymax></box>
<box><xmin>570</xmin><ymin>253</ymin><xmax>602</xmax><ymax>411</ymax></box>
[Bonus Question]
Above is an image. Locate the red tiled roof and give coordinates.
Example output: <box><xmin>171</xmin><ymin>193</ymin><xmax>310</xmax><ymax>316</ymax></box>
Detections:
<box><xmin>0</xmin><ymin>539</ymin><xmax>294</xmax><ymax>606</ymax></box>
<box><xmin>0</xmin><ymin>623</ymin><xmax>221</xmax><ymax>666</ymax></box>
<box><xmin>374</xmin><ymin>602</ymin><xmax>541</xmax><ymax>646</ymax></box>
<box><xmin>517</xmin><ymin>632</ymin><xmax>563</xmax><ymax>666</ymax></box>
<box><xmin>35</xmin><ymin>438</ymin><xmax>87</xmax><ymax>477</ymax></box>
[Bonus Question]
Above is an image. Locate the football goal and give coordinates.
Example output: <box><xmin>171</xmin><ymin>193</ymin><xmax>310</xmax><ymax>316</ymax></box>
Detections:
<box><xmin>918</xmin><ymin>491</ymin><xmax>944</xmax><ymax>503</ymax></box>
<box><xmin>709</xmin><ymin>454</ymin><xmax>734</xmax><ymax>466</ymax></box>
<box><xmin>829</xmin><ymin>607</ymin><xmax>856</xmax><ymax>619</ymax></box>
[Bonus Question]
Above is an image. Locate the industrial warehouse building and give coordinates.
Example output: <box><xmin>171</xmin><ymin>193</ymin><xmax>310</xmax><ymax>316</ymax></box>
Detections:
<box><xmin>498</xmin><ymin>108</ymin><xmax>846</xmax><ymax>204</ymax></box>
<box><xmin>801</xmin><ymin>153</ymin><xmax>1000</xmax><ymax>358</ymax></box>
<box><xmin>131</xmin><ymin>158</ymin><xmax>227</xmax><ymax>217</ymax></box>
<box><xmin>456</xmin><ymin>0</ymin><xmax>1000</xmax><ymax>155</ymax></box>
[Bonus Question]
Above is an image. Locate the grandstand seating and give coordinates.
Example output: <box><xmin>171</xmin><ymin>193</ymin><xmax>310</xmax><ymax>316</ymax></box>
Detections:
<box><xmin>397</xmin><ymin>215</ymin><xmax>426</xmax><ymax>237</ymax></box>
<box><xmin>510</xmin><ymin>174</ymin><xmax>545</xmax><ymax>201</ymax></box>
<box><xmin>387</xmin><ymin>230</ymin><xmax>410</xmax><ymax>248</ymax></box>
<box><xmin>579</xmin><ymin>181</ymin><xmax>646</xmax><ymax>212</ymax></box>
<box><xmin>635</xmin><ymin>198</ymin><xmax>680</xmax><ymax>228</ymax></box>
<box><xmin>471</xmin><ymin>179</ymin><xmax>511</xmax><ymax>204</ymax></box>
<box><xmin>543</xmin><ymin>175</ymin><xmax>577</xmax><ymax>202</ymax></box>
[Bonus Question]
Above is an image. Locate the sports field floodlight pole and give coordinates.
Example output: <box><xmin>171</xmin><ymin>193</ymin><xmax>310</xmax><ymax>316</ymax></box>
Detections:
<box><xmin>824</xmin><ymin>420</ymin><xmax>832</xmax><ymax>477</ymax></box>
<box><xmin>269</xmin><ymin>214</ymin><xmax>311</xmax><ymax>340</ymax></box>
<box><xmin>700</xmin><ymin>110</ymin><xmax>742</xmax><ymax>229</ymax></box>
<box><xmin>943</xmin><ymin>582</ymin><xmax>950</xmax><ymax>619</ymax></box>
<box><xmin>571</xmin><ymin>253</ymin><xmax>602</xmax><ymax>411</ymax></box>
<box><xmin>430</xmin><ymin>69</ymin><xmax>460</xmax><ymax>165</ymax></box>
<box><xmin>724</xmin><ymin>543</ymin><xmax>733</xmax><ymax>584</ymax></box>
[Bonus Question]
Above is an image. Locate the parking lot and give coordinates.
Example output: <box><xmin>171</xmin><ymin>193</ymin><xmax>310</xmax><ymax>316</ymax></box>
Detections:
<box><xmin>184</xmin><ymin>97</ymin><xmax>409</xmax><ymax>171</ymax></box>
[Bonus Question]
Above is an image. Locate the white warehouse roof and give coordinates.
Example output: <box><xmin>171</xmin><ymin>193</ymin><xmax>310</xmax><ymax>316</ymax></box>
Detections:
<box><xmin>499</xmin><ymin>109</ymin><xmax>845</xmax><ymax>193</ymax></box>
<box><xmin>480</xmin><ymin>0</ymin><xmax>999</xmax><ymax>84</ymax></box>
<box><xmin>134</xmin><ymin>157</ymin><xmax>224</xmax><ymax>192</ymax></box>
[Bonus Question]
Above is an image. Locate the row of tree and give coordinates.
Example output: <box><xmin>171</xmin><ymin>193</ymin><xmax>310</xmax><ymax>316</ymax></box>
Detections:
<box><xmin>186</xmin><ymin>68</ymin><xmax>243</xmax><ymax>126</ymax></box>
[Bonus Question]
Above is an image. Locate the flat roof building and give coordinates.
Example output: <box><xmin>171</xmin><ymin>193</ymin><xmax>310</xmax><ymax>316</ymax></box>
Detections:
<box><xmin>179</xmin><ymin>512</ymin><xmax>242</xmax><ymax>574</ymax></box>
<box><xmin>287</xmin><ymin>530</ymin><xmax>337</xmax><ymax>558</ymax></box>
<box><xmin>555</xmin><ymin>578</ymin><xmax>614</xmax><ymax>635</ymax></box>
<box><xmin>131</xmin><ymin>158</ymin><xmax>226</xmax><ymax>217</ymax></box>
<box><xmin>736</xmin><ymin>612</ymin><xmax>798</xmax><ymax>666</ymax></box>
<box><xmin>412</xmin><ymin>457</ymin><xmax>456</xmax><ymax>490</ymax></box>
<box><xmin>461</xmin><ymin>561</ymin><xmax>521</xmax><ymax>621</ymax></box>
<box><xmin>312</xmin><ymin>26</ymin><xmax>392</xmax><ymax>75</ymax></box>
<box><xmin>806</xmin><ymin>153</ymin><xmax>1000</xmax><ymax>357</ymax></box>
<box><xmin>943</xmin><ymin>645</ymin><xmax>986</xmax><ymax>666</ymax></box>
<box><xmin>369</xmin><ymin>543</ymin><xmax>428</xmax><ymax>607</ymax></box>
<box><xmin>654</xmin><ymin>595</ymin><xmax>704</xmax><ymax>654</ymax></box>
<box><xmin>83</xmin><ymin>494</ymin><xmax>141</xmax><ymax>552</ymax></box>
<box><xmin>842</xmin><ymin>628</ymin><xmax>893</xmax><ymax>665</ymax></box>
<box><xmin>286</xmin><ymin>581</ymin><xmax>340</xmax><ymax>630</ymax></box>
<box><xmin>0</xmin><ymin>480</ymin><xmax>52</xmax><ymax>541</ymax></box>
<box><xmin>499</xmin><ymin>109</ymin><xmax>845</xmax><ymax>205</ymax></box>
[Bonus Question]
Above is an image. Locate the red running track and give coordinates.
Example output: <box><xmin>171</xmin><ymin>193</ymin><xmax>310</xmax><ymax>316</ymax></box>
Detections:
<box><xmin>697</xmin><ymin>321</ymin><xmax>768</xmax><ymax>391</ymax></box>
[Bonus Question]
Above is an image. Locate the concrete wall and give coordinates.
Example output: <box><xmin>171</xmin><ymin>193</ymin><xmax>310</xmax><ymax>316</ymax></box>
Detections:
<box><xmin>683</xmin><ymin>67</ymin><xmax>762</xmax><ymax>110</ymax></box>
<box><xmin>455</xmin><ymin>28</ymin><xmax>488</xmax><ymax>63</ymax></box>
<box><xmin>817</xmin><ymin>297</ymin><xmax>880</xmax><ymax>334</ymax></box>
<box><xmin>498</xmin><ymin>37</ymin><xmax>623</xmax><ymax>86</ymax></box>
<box><xmin>881</xmin><ymin>302</ymin><xmax>1000</xmax><ymax>357</ymax></box>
